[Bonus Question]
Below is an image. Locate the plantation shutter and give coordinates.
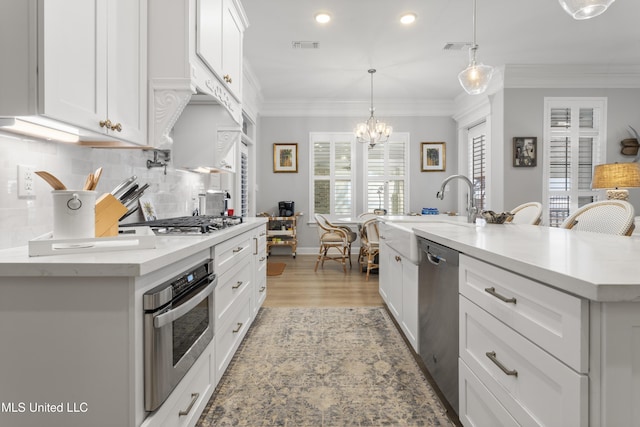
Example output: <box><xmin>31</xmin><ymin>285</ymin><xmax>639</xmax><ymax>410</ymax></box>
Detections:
<box><xmin>365</xmin><ymin>136</ymin><xmax>408</xmax><ymax>215</ymax></box>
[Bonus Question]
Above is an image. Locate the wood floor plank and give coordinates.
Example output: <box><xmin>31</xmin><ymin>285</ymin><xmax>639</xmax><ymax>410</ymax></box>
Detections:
<box><xmin>264</xmin><ymin>254</ymin><xmax>384</xmax><ymax>307</ymax></box>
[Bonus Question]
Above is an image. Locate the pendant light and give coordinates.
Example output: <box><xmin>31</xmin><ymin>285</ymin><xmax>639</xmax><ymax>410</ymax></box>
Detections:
<box><xmin>354</xmin><ymin>69</ymin><xmax>392</xmax><ymax>149</ymax></box>
<box><xmin>558</xmin><ymin>0</ymin><xmax>615</xmax><ymax>20</ymax></box>
<box><xmin>458</xmin><ymin>0</ymin><xmax>494</xmax><ymax>95</ymax></box>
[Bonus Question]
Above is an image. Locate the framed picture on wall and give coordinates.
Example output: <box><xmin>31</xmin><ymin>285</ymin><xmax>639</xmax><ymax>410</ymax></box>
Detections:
<box><xmin>513</xmin><ymin>137</ymin><xmax>537</xmax><ymax>167</ymax></box>
<box><xmin>421</xmin><ymin>142</ymin><xmax>446</xmax><ymax>172</ymax></box>
<box><xmin>273</xmin><ymin>143</ymin><xmax>298</xmax><ymax>173</ymax></box>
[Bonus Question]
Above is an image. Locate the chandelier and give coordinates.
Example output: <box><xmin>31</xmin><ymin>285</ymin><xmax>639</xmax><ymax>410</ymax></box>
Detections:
<box><xmin>558</xmin><ymin>0</ymin><xmax>615</xmax><ymax>20</ymax></box>
<box><xmin>355</xmin><ymin>69</ymin><xmax>392</xmax><ymax>149</ymax></box>
<box><xmin>458</xmin><ymin>0</ymin><xmax>494</xmax><ymax>95</ymax></box>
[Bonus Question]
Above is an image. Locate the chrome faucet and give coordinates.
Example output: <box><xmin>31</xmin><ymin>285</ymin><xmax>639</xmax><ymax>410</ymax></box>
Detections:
<box><xmin>436</xmin><ymin>174</ymin><xmax>478</xmax><ymax>223</ymax></box>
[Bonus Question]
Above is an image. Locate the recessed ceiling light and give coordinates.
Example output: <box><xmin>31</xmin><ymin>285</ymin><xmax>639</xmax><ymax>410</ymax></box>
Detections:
<box><xmin>314</xmin><ymin>12</ymin><xmax>331</xmax><ymax>24</ymax></box>
<box><xmin>400</xmin><ymin>13</ymin><xmax>417</xmax><ymax>25</ymax></box>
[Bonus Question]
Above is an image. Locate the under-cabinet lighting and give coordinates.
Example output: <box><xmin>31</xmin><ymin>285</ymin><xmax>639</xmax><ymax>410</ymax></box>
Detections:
<box><xmin>0</xmin><ymin>118</ymin><xmax>79</xmax><ymax>143</ymax></box>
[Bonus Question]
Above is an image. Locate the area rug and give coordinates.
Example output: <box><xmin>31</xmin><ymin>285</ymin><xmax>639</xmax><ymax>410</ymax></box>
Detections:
<box><xmin>196</xmin><ymin>307</ymin><xmax>454</xmax><ymax>427</ymax></box>
<box><xmin>267</xmin><ymin>262</ymin><xmax>286</xmax><ymax>276</ymax></box>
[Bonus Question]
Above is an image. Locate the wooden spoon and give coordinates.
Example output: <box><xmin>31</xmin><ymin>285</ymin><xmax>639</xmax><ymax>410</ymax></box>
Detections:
<box><xmin>83</xmin><ymin>173</ymin><xmax>94</xmax><ymax>190</ymax></box>
<box><xmin>35</xmin><ymin>171</ymin><xmax>66</xmax><ymax>190</ymax></box>
<box><xmin>90</xmin><ymin>167</ymin><xmax>103</xmax><ymax>190</ymax></box>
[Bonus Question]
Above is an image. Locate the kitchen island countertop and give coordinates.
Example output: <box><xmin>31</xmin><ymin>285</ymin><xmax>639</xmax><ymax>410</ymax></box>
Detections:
<box><xmin>398</xmin><ymin>216</ymin><xmax>640</xmax><ymax>302</ymax></box>
<box><xmin>0</xmin><ymin>217</ymin><xmax>267</xmax><ymax>277</ymax></box>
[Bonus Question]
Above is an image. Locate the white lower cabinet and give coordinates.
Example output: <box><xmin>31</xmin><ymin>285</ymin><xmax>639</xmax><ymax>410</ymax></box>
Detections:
<box><xmin>215</xmin><ymin>285</ymin><xmax>251</xmax><ymax>381</ymax></box>
<box><xmin>252</xmin><ymin>227</ymin><xmax>267</xmax><ymax>317</ymax></box>
<box><xmin>459</xmin><ymin>254</ymin><xmax>589</xmax><ymax>427</ymax></box>
<box><xmin>378</xmin><ymin>239</ymin><xmax>418</xmax><ymax>352</ymax></box>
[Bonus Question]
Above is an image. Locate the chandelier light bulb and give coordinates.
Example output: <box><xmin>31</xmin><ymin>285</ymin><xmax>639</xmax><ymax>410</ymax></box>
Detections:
<box><xmin>558</xmin><ymin>0</ymin><xmax>615</xmax><ymax>20</ymax></box>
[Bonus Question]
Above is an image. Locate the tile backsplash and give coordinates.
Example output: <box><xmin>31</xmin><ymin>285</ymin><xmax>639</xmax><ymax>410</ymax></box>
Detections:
<box><xmin>0</xmin><ymin>132</ymin><xmax>217</xmax><ymax>250</ymax></box>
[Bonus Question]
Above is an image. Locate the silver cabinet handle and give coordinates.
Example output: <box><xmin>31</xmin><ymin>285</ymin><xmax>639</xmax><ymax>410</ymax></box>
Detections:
<box><xmin>253</xmin><ymin>237</ymin><xmax>258</xmax><ymax>255</ymax></box>
<box><xmin>260</xmin><ymin>231</ymin><xmax>266</xmax><ymax>236</ymax></box>
<box><xmin>486</xmin><ymin>351</ymin><xmax>518</xmax><ymax>377</ymax></box>
<box><xmin>259</xmin><ymin>286</ymin><xmax>266</xmax><ymax>292</ymax></box>
<box><xmin>259</xmin><ymin>256</ymin><xmax>266</xmax><ymax>262</ymax></box>
<box><xmin>178</xmin><ymin>393</ymin><xmax>199</xmax><ymax>416</ymax></box>
<box><xmin>232</xmin><ymin>281</ymin><xmax>243</xmax><ymax>289</ymax></box>
<box><xmin>232</xmin><ymin>322</ymin><xmax>243</xmax><ymax>333</ymax></box>
<box><xmin>484</xmin><ymin>287</ymin><xmax>517</xmax><ymax>304</ymax></box>
<box><xmin>233</xmin><ymin>246</ymin><xmax>243</xmax><ymax>253</ymax></box>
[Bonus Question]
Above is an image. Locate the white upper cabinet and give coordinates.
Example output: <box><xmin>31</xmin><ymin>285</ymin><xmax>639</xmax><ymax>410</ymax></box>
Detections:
<box><xmin>0</xmin><ymin>0</ymin><xmax>147</xmax><ymax>146</ymax></box>
<box><xmin>148</xmin><ymin>0</ymin><xmax>248</xmax><ymax>149</ymax></box>
<box><xmin>196</xmin><ymin>0</ymin><xmax>244</xmax><ymax>102</ymax></box>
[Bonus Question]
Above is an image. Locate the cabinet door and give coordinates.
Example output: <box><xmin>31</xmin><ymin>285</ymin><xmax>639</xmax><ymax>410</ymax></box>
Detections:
<box><xmin>196</xmin><ymin>0</ymin><xmax>223</xmax><ymax>73</ymax></box>
<box><xmin>107</xmin><ymin>0</ymin><xmax>146</xmax><ymax>144</ymax></box>
<box><xmin>386</xmin><ymin>249</ymin><xmax>403</xmax><ymax>321</ymax></box>
<box><xmin>221</xmin><ymin>0</ymin><xmax>243</xmax><ymax>100</ymax></box>
<box><xmin>42</xmin><ymin>0</ymin><xmax>107</xmax><ymax>130</ymax></box>
<box><xmin>401</xmin><ymin>260</ymin><xmax>419</xmax><ymax>352</ymax></box>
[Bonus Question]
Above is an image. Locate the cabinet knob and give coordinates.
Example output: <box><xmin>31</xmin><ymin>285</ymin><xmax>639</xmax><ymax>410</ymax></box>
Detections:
<box><xmin>110</xmin><ymin>122</ymin><xmax>122</xmax><ymax>132</ymax></box>
<box><xmin>395</xmin><ymin>255</ymin><xmax>402</xmax><ymax>262</ymax></box>
<box><xmin>223</xmin><ymin>74</ymin><xmax>232</xmax><ymax>83</ymax></box>
<box><xmin>99</xmin><ymin>119</ymin><xmax>112</xmax><ymax>129</ymax></box>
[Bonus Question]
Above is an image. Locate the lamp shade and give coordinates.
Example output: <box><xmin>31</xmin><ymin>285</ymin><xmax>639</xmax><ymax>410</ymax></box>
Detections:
<box><xmin>558</xmin><ymin>0</ymin><xmax>615</xmax><ymax>20</ymax></box>
<box><xmin>592</xmin><ymin>162</ymin><xmax>640</xmax><ymax>189</ymax></box>
<box><xmin>458</xmin><ymin>62</ymin><xmax>494</xmax><ymax>95</ymax></box>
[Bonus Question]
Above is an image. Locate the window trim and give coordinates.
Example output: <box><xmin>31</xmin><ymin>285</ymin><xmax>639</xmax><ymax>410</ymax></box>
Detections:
<box><xmin>308</xmin><ymin>132</ymin><xmax>357</xmax><ymax>220</ymax></box>
<box><xmin>542</xmin><ymin>97</ymin><xmax>607</xmax><ymax>226</ymax></box>
<box><xmin>361</xmin><ymin>132</ymin><xmax>410</xmax><ymax>215</ymax></box>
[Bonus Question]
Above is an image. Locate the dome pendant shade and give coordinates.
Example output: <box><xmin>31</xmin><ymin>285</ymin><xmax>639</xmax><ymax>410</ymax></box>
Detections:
<box><xmin>558</xmin><ymin>0</ymin><xmax>615</xmax><ymax>20</ymax></box>
<box><xmin>458</xmin><ymin>59</ymin><xmax>494</xmax><ymax>95</ymax></box>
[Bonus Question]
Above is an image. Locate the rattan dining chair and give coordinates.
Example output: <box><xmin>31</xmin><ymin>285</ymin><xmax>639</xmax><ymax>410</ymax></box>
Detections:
<box><xmin>359</xmin><ymin>218</ymin><xmax>380</xmax><ymax>280</ymax></box>
<box><xmin>314</xmin><ymin>214</ymin><xmax>354</xmax><ymax>273</ymax></box>
<box><xmin>560</xmin><ymin>200</ymin><xmax>635</xmax><ymax>236</ymax></box>
<box><xmin>506</xmin><ymin>202</ymin><xmax>543</xmax><ymax>225</ymax></box>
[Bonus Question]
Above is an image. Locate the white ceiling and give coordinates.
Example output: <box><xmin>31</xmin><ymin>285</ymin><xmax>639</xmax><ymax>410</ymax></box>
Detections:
<box><xmin>240</xmin><ymin>0</ymin><xmax>640</xmax><ymax>111</ymax></box>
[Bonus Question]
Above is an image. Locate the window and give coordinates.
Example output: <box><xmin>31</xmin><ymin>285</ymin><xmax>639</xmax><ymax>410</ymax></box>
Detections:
<box><xmin>468</xmin><ymin>123</ymin><xmax>487</xmax><ymax>212</ymax></box>
<box><xmin>364</xmin><ymin>133</ymin><xmax>409</xmax><ymax>215</ymax></box>
<box><xmin>310</xmin><ymin>133</ymin><xmax>356</xmax><ymax>216</ymax></box>
<box><xmin>543</xmin><ymin>98</ymin><xmax>606</xmax><ymax>226</ymax></box>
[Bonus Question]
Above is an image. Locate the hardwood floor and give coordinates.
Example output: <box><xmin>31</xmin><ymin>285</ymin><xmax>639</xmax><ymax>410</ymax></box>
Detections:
<box><xmin>264</xmin><ymin>254</ymin><xmax>384</xmax><ymax>307</ymax></box>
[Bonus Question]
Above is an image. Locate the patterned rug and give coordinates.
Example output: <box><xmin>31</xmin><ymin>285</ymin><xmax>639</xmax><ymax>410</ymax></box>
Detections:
<box><xmin>196</xmin><ymin>307</ymin><xmax>454</xmax><ymax>427</ymax></box>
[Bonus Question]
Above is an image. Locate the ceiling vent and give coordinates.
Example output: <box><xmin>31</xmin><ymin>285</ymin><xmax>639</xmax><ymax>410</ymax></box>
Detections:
<box><xmin>443</xmin><ymin>42</ymin><xmax>473</xmax><ymax>51</ymax></box>
<box><xmin>292</xmin><ymin>41</ymin><xmax>319</xmax><ymax>49</ymax></box>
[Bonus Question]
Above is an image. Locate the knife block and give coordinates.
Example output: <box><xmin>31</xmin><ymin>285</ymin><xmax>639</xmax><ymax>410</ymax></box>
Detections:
<box><xmin>95</xmin><ymin>193</ymin><xmax>128</xmax><ymax>237</ymax></box>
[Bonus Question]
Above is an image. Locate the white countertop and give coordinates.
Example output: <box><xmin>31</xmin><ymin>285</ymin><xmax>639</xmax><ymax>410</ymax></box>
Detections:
<box><xmin>0</xmin><ymin>218</ymin><xmax>267</xmax><ymax>277</ymax></box>
<box><xmin>400</xmin><ymin>216</ymin><xmax>640</xmax><ymax>302</ymax></box>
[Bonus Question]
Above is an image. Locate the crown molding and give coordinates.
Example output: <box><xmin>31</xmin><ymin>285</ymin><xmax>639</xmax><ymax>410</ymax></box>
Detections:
<box><xmin>504</xmin><ymin>64</ymin><xmax>640</xmax><ymax>89</ymax></box>
<box><xmin>258</xmin><ymin>99</ymin><xmax>455</xmax><ymax>117</ymax></box>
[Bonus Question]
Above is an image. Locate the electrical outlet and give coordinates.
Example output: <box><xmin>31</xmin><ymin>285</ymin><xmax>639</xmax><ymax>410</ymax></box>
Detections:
<box><xmin>18</xmin><ymin>165</ymin><xmax>36</xmax><ymax>198</ymax></box>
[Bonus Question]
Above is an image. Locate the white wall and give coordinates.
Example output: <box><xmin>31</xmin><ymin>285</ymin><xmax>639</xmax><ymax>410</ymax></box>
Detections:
<box><xmin>501</xmin><ymin>88</ymin><xmax>640</xmax><ymax>213</ymax></box>
<box><xmin>0</xmin><ymin>133</ymin><xmax>214</xmax><ymax>250</ymax></box>
<box><xmin>256</xmin><ymin>115</ymin><xmax>458</xmax><ymax>252</ymax></box>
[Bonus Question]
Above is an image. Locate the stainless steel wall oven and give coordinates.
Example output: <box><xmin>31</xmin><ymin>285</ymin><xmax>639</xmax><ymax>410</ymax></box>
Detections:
<box><xmin>143</xmin><ymin>259</ymin><xmax>216</xmax><ymax>411</ymax></box>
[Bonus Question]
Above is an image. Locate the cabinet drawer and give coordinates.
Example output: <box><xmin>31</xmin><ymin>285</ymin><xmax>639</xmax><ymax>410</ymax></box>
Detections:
<box><xmin>158</xmin><ymin>349</ymin><xmax>213</xmax><ymax>427</ymax></box>
<box><xmin>215</xmin><ymin>288</ymin><xmax>251</xmax><ymax>380</ymax></box>
<box><xmin>459</xmin><ymin>359</ymin><xmax>519</xmax><ymax>427</ymax></box>
<box><xmin>459</xmin><ymin>254</ymin><xmax>588</xmax><ymax>372</ymax></box>
<box><xmin>215</xmin><ymin>255</ymin><xmax>252</xmax><ymax>328</ymax></box>
<box><xmin>215</xmin><ymin>232</ymin><xmax>252</xmax><ymax>276</ymax></box>
<box><xmin>460</xmin><ymin>296</ymin><xmax>588</xmax><ymax>427</ymax></box>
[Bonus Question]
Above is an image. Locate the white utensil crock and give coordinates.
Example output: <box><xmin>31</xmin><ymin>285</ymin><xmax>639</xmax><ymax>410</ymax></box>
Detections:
<box><xmin>52</xmin><ymin>190</ymin><xmax>96</xmax><ymax>239</ymax></box>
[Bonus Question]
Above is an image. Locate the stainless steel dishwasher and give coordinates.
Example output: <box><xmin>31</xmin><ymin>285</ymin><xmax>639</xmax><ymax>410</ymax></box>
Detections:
<box><xmin>417</xmin><ymin>237</ymin><xmax>459</xmax><ymax>414</ymax></box>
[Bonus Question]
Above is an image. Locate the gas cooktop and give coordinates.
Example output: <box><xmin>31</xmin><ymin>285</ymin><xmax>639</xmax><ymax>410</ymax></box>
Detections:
<box><xmin>121</xmin><ymin>215</ymin><xmax>243</xmax><ymax>235</ymax></box>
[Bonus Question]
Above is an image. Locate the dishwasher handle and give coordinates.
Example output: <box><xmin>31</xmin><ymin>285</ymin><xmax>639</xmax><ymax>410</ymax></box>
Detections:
<box><xmin>426</xmin><ymin>251</ymin><xmax>447</xmax><ymax>266</ymax></box>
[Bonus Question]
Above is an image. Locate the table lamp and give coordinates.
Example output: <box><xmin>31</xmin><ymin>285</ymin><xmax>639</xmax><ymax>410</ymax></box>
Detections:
<box><xmin>592</xmin><ymin>162</ymin><xmax>640</xmax><ymax>200</ymax></box>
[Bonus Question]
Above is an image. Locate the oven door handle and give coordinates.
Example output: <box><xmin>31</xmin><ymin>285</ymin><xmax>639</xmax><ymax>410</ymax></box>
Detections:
<box><xmin>153</xmin><ymin>279</ymin><xmax>216</xmax><ymax>329</ymax></box>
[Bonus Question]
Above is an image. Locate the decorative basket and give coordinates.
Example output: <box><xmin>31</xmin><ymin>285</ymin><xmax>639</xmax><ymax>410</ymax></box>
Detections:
<box><xmin>480</xmin><ymin>210</ymin><xmax>514</xmax><ymax>224</ymax></box>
